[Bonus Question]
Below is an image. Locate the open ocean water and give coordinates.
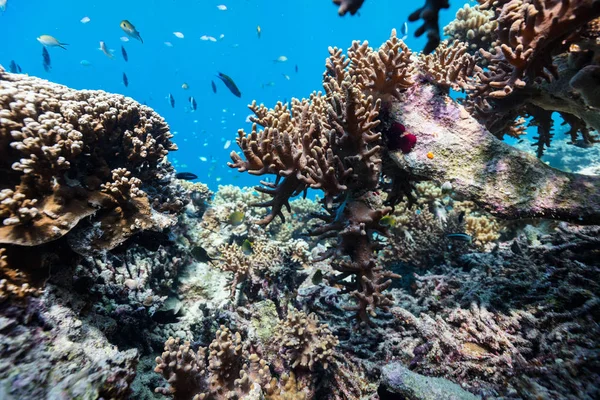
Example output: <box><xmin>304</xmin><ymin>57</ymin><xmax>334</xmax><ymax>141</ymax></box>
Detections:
<box><xmin>0</xmin><ymin>0</ymin><xmax>463</xmax><ymax>191</ymax></box>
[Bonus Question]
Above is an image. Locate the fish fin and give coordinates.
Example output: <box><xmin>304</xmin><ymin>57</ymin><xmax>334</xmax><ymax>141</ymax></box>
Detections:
<box><xmin>139</xmin><ymin>35</ymin><xmax>143</xmax><ymax>44</ymax></box>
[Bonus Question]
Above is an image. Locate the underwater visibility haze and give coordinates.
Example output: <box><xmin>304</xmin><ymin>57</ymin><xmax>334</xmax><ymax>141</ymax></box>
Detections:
<box><xmin>1</xmin><ymin>0</ymin><xmax>600</xmax><ymax>399</ymax></box>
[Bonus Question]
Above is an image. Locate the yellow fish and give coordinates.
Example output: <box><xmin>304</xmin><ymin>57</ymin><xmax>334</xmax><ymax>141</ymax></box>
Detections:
<box><xmin>379</xmin><ymin>215</ymin><xmax>397</xmax><ymax>227</ymax></box>
<box><xmin>37</xmin><ymin>35</ymin><xmax>68</xmax><ymax>50</ymax></box>
<box><xmin>242</xmin><ymin>239</ymin><xmax>253</xmax><ymax>255</ymax></box>
<box><xmin>120</xmin><ymin>20</ymin><xmax>143</xmax><ymax>43</ymax></box>
<box><xmin>228</xmin><ymin>211</ymin><xmax>245</xmax><ymax>226</ymax></box>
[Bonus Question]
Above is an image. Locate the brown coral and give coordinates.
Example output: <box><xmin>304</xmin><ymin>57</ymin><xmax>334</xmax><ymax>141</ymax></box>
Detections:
<box><xmin>273</xmin><ymin>310</ymin><xmax>338</xmax><ymax>371</ymax></box>
<box><xmin>418</xmin><ymin>40</ymin><xmax>480</xmax><ymax>91</ymax></box>
<box><xmin>443</xmin><ymin>3</ymin><xmax>498</xmax><ymax>54</ymax></box>
<box><xmin>0</xmin><ymin>68</ymin><xmax>183</xmax><ymax>249</ymax></box>
<box><xmin>228</xmin><ymin>30</ymin><xmax>413</xmax><ymax>325</ymax></box>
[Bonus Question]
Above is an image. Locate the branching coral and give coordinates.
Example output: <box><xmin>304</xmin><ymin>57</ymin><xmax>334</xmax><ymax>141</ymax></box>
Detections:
<box><xmin>228</xmin><ymin>30</ymin><xmax>414</xmax><ymax>325</ymax></box>
<box><xmin>0</xmin><ymin>68</ymin><xmax>184</xmax><ymax>249</ymax></box>
<box><xmin>460</xmin><ymin>0</ymin><xmax>600</xmax><ymax>156</ymax></box>
<box><xmin>273</xmin><ymin>310</ymin><xmax>338</xmax><ymax>371</ymax></box>
<box><xmin>408</xmin><ymin>0</ymin><xmax>451</xmax><ymax>54</ymax></box>
<box><xmin>418</xmin><ymin>40</ymin><xmax>479</xmax><ymax>91</ymax></box>
<box><xmin>155</xmin><ymin>325</ymin><xmax>313</xmax><ymax>399</ymax></box>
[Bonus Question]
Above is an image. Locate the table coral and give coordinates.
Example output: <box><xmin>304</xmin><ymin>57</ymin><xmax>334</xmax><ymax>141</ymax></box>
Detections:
<box><xmin>0</xmin><ymin>67</ymin><xmax>184</xmax><ymax>250</ymax></box>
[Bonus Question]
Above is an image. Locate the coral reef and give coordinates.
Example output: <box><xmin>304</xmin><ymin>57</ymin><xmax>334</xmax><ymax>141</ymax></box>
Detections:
<box><xmin>461</xmin><ymin>0</ymin><xmax>600</xmax><ymax>156</ymax></box>
<box><xmin>272</xmin><ymin>310</ymin><xmax>338</xmax><ymax>371</ymax></box>
<box><xmin>0</xmin><ymin>67</ymin><xmax>185</xmax><ymax>250</ymax></box>
<box><xmin>389</xmin><ymin>83</ymin><xmax>600</xmax><ymax>224</ymax></box>
<box><xmin>229</xmin><ymin>29</ymin><xmax>414</xmax><ymax>325</ymax></box>
<box><xmin>443</xmin><ymin>3</ymin><xmax>498</xmax><ymax>55</ymax></box>
<box><xmin>418</xmin><ymin>40</ymin><xmax>478</xmax><ymax>91</ymax></box>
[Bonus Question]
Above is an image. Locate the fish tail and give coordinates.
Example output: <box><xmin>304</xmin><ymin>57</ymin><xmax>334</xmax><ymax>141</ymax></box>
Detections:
<box><xmin>59</xmin><ymin>43</ymin><xmax>69</xmax><ymax>50</ymax></box>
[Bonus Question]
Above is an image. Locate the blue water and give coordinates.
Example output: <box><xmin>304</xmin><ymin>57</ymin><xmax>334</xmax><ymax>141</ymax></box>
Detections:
<box><xmin>0</xmin><ymin>0</ymin><xmax>464</xmax><ymax>191</ymax></box>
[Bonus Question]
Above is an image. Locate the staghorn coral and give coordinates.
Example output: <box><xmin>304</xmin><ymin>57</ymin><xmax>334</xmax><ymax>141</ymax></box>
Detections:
<box><xmin>215</xmin><ymin>237</ymin><xmax>310</xmax><ymax>307</ymax></box>
<box><xmin>408</xmin><ymin>0</ymin><xmax>451</xmax><ymax>54</ymax></box>
<box><xmin>443</xmin><ymin>3</ymin><xmax>498</xmax><ymax>54</ymax></box>
<box><xmin>0</xmin><ymin>67</ymin><xmax>184</xmax><ymax>250</ymax></box>
<box><xmin>272</xmin><ymin>310</ymin><xmax>338</xmax><ymax>371</ymax></box>
<box><xmin>418</xmin><ymin>40</ymin><xmax>479</xmax><ymax>91</ymax></box>
<box><xmin>462</xmin><ymin>0</ymin><xmax>600</xmax><ymax>156</ymax></box>
<box><xmin>229</xmin><ymin>30</ymin><xmax>414</xmax><ymax>325</ymax></box>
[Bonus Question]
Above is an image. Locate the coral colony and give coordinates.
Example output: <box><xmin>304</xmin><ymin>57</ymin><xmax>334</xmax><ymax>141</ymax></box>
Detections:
<box><xmin>1</xmin><ymin>1</ymin><xmax>600</xmax><ymax>399</ymax></box>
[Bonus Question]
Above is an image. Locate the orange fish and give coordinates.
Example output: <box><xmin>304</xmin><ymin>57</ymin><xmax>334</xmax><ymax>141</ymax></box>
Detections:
<box><xmin>427</xmin><ymin>152</ymin><xmax>434</xmax><ymax>159</ymax></box>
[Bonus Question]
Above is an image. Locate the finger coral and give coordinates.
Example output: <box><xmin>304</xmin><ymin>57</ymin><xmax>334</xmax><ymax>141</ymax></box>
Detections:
<box><xmin>273</xmin><ymin>310</ymin><xmax>338</xmax><ymax>371</ymax></box>
<box><xmin>0</xmin><ymin>67</ymin><xmax>184</xmax><ymax>249</ymax></box>
<box><xmin>443</xmin><ymin>3</ymin><xmax>498</xmax><ymax>55</ymax></box>
<box><xmin>418</xmin><ymin>40</ymin><xmax>479</xmax><ymax>91</ymax></box>
<box><xmin>154</xmin><ymin>325</ymin><xmax>311</xmax><ymax>399</ymax></box>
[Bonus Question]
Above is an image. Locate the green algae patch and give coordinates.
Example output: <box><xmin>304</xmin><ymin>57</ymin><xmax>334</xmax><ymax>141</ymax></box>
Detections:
<box><xmin>251</xmin><ymin>300</ymin><xmax>280</xmax><ymax>343</ymax></box>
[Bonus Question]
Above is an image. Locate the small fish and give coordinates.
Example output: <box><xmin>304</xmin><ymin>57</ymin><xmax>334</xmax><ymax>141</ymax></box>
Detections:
<box><xmin>223</xmin><ymin>140</ymin><xmax>231</xmax><ymax>149</ymax></box>
<box><xmin>175</xmin><ymin>172</ymin><xmax>198</xmax><ymax>180</ymax></box>
<box><xmin>0</xmin><ymin>0</ymin><xmax>6</xmax><ymax>12</ymax></box>
<box><xmin>261</xmin><ymin>81</ymin><xmax>275</xmax><ymax>89</ymax></box>
<box><xmin>257</xmin><ymin>25</ymin><xmax>261</xmax><ymax>39</ymax></box>
<box><xmin>80</xmin><ymin>60</ymin><xmax>92</xmax><ymax>67</ymax></box>
<box><xmin>441</xmin><ymin>181</ymin><xmax>452</xmax><ymax>194</ymax></box>
<box><xmin>211</xmin><ymin>80</ymin><xmax>217</xmax><ymax>93</ymax></box>
<box><xmin>122</xmin><ymin>72</ymin><xmax>129</xmax><ymax>87</ymax></box>
<box><xmin>42</xmin><ymin>47</ymin><xmax>51</xmax><ymax>72</ymax></box>
<box><xmin>120</xmin><ymin>36</ymin><xmax>130</xmax><ymax>42</ymax></box>
<box><xmin>432</xmin><ymin>200</ymin><xmax>447</xmax><ymax>224</ymax></box>
<box><xmin>312</xmin><ymin>269</ymin><xmax>324</xmax><ymax>285</ymax></box>
<box><xmin>8</xmin><ymin>60</ymin><xmax>21</xmax><ymax>73</ymax></box>
<box><xmin>173</xmin><ymin>31</ymin><xmax>184</xmax><ymax>39</ymax></box>
<box><xmin>200</xmin><ymin>35</ymin><xmax>217</xmax><ymax>42</ymax></box>
<box><xmin>446</xmin><ymin>233</ymin><xmax>472</xmax><ymax>243</ymax></box>
<box><xmin>228</xmin><ymin>211</ymin><xmax>245</xmax><ymax>226</ymax></box>
<box><xmin>80</xmin><ymin>16</ymin><xmax>91</xmax><ymax>24</ymax></box>
<box><xmin>217</xmin><ymin>4</ymin><xmax>227</xmax><ymax>10</ymax></box>
<box><xmin>379</xmin><ymin>215</ymin><xmax>396</xmax><ymax>227</ymax></box>
<box><xmin>182</xmin><ymin>82</ymin><xmax>189</xmax><ymax>90</ymax></box>
<box><xmin>274</xmin><ymin>55</ymin><xmax>288</xmax><ymax>63</ymax></box>
<box><xmin>282</xmin><ymin>74</ymin><xmax>290</xmax><ymax>80</ymax></box>
<box><xmin>295</xmin><ymin>64</ymin><xmax>298</xmax><ymax>73</ymax></box>
<box><xmin>121</xmin><ymin>45</ymin><xmax>128</xmax><ymax>62</ymax></box>
<box><xmin>37</xmin><ymin>35</ymin><xmax>68</xmax><ymax>50</ymax></box>
<box><xmin>99</xmin><ymin>41</ymin><xmax>114</xmax><ymax>59</ymax></box>
<box><xmin>168</xmin><ymin>93</ymin><xmax>175</xmax><ymax>108</ymax></box>
<box><xmin>189</xmin><ymin>96</ymin><xmax>197</xmax><ymax>111</ymax></box>
<box><xmin>120</xmin><ymin>20</ymin><xmax>143</xmax><ymax>43</ymax></box>
<box><xmin>400</xmin><ymin>21</ymin><xmax>408</xmax><ymax>40</ymax></box>
<box><xmin>164</xmin><ymin>41</ymin><xmax>173</xmax><ymax>47</ymax></box>
<box><xmin>216</xmin><ymin>72</ymin><xmax>241</xmax><ymax>97</ymax></box>
<box><xmin>241</xmin><ymin>239</ymin><xmax>253</xmax><ymax>255</ymax></box>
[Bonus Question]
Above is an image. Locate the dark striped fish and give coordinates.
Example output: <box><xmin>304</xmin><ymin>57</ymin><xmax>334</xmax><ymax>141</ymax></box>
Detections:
<box><xmin>216</xmin><ymin>72</ymin><xmax>241</xmax><ymax>98</ymax></box>
<box><xmin>123</xmin><ymin>72</ymin><xmax>129</xmax><ymax>87</ymax></box>
<box><xmin>121</xmin><ymin>45</ymin><xmax>128</xmax><ymax>62</ymax></box>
